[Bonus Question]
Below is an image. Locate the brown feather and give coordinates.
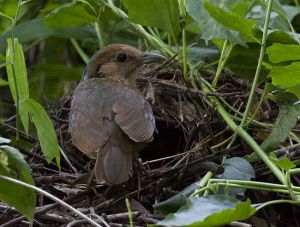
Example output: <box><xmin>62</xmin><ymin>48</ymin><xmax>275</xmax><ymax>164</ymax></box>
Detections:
<box><xmin>70</xmin><ymin>79</ymin><xmax>155</xmax><ymax>184</ymax></box>
<box><xmin>69</xmin><ymin>44</ymin><xmax>165</xmax><ymax>184</ymax></box>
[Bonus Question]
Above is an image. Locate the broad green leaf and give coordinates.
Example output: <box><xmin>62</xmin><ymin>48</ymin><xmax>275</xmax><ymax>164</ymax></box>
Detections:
<box><xmin>267</xmin><ymin>43</ymin><xmax>300</xmax><ymax>63</ymax></box>
<box><xmin>20</xmin><ymin>99</ymin><xmax>60</xmax><ymax>167</ymax></box>
<box><xmin>45</xmin><ymin>2</ymin><xmax>97</xmax><ymax>28</ymax></box>
<box><xmin>267</xmin><ymin>30</ymin><xmax>299</xmax><ymax>45</ymax></box>
<box><xmin>265</xmin><ymin>84</ymin><xmax>299</xmax><ymax>105</ymax></box>
<box><xmin>0</xmin><ymin>1</ymin><xmax>16</xmax><ymax>34</ymax></box>
<box><xmin>186</xmin><ymin>46</ymin><xmax>219</xmax><ymax>62</ymax></box>
<box><xmin>269</xmin><ymin>62</ymin><xmax>300</xmax><ymax>98</ymax></box>
<box><xmin>216</xmin><ymin>157</ymin><xmax>255</xmax><ymax>196</ymax></box>
<box><xmin>153</xmin><ymin>183</ymin><xmax>198</xmax><ymax>214</ymax></box>
<box><xmin>203</xmin><ymin>20</ymin><xmax>246</xmax><ymax>46</ymax></box>
<box><xmin>0</xmin><ymin>1</ymin><xmax>18</xmax><ymax>17</ymax></box>
<box><xmin>124</xmin><ymin>0</ymin><xmax>180</xmax><ymax>38</ymax></box>
<box><xmin>226</xmin><ymin>43</ymin><xmax>268</xmax><ymax>81</ymax></box>
<box><xmin>0</xmin><ymin>145</ymin><xmax>36</xmax><ymax>222</ymax></box>
<box><xmin>261</xmin><ymin>104</ymin><xmax>300</xmax><ymax>152</ymax></box>
<box><xmin>219</xmin><ymin>157</ymin><xmax>255</xmax><ymax>180</ymax></box>
<box><xmin>0</xmin><ymin>18</ymin><xmax>96</xmax><ymax>53</ymax></box>
<box><xmin>269</xmin><ymin>153</ymin><xmax>296</xmax><ymax>171</ymax></box>
<box><xmin>186</xmin><ymin>0</ymin><xmax>253</xmax><ymax>46</ymax></box>
<box><xmin>203</xmin><ymin>1</ymin><xmax>256</xmax><ymax>36</ymax></box>
<box><xmin>6</xmin><ymin>38</ymin><xmax>29</xmax><ymax>133</ymax></box>
<box><xmin>248</xmin><ymin>2</ymin><xmax>292</xmax><ymax>32</ymax></box>
<box><xmin>282</xmin><ymin>5</ymin><xmax>300</xmax><ymax>22</ymax></box>
<box><xmin>158</xmin><ymin>196</ymin><xmax>256</xmax><ymax>226</ymax></box>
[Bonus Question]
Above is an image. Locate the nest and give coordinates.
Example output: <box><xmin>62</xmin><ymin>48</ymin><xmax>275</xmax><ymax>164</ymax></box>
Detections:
<box><xmin>1</xmin><ymin>65</ymin><xmax>256</xmax><ymax>226</ymax></box>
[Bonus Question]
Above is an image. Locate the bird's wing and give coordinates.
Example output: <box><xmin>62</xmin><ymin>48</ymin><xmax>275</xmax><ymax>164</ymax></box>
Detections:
<box><xmin>112</xmin><ymin>87</ymin><xmax>156</xmax><ymax>143</ymax></box>
<box><xmin>69</xmin><ymin>79</ymin><xmax>115</xmax><ymax>158</ymax></box>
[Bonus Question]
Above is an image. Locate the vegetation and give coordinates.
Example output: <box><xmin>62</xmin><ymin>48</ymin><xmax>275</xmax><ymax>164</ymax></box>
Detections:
<box><xmin>0</xmin><ymin>0</ymin><xmax>300</xmax><ymax>226</ymax></box>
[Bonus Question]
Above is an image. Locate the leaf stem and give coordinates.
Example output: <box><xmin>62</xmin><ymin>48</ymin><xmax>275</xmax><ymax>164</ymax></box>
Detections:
<box><xmin>212</xmin><ymin>40</ymin><xmax>233</xmax><ymax>88</ymax></box>
<box><xmin>256</xmin><ymin>199</ymin><xmax>300</xmax><ymax>211</ymax></box>
<box><xmin>179</xmin><ymin>0</ymin><xmax>188</xmax><ymax>80</ymax></box>
<box><xmin>197</xmin><ymin>78</ymin><xmax>286</xmax><ymax>185</ymax></box>
<box><xmin>194</xmin><ymin>178</ymin><xmax>300</xmax><ymax>196</ymax></box>
<box><xmin>240</xmin><ymin>0</ymin><xmax>273</xmax><ymax>127</ymax></box>
<box><xmin>94</xmin><ymin>22</ymin><xmax>104</xmax><ymax>48</ymax></box>
<box><xmin>70</xmin><ymin>38</ymin><xmax>89</xmax><ymax>64</ymax></box>
<box><xmin>198</xmin><ymin>171</ymin><xmax>213</xmax><ymax>196</ymax></box>
<box><xmin>125</xmin><ymin>198</ymin><xmax>134</xmax><ymax>227</ymax></box>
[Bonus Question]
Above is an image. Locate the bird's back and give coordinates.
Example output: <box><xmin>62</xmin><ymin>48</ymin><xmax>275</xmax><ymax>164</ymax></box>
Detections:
<box><xmin>69</xmin><ymin>78</ymin><xmax>155</xmax><ymax>184</ymax></box>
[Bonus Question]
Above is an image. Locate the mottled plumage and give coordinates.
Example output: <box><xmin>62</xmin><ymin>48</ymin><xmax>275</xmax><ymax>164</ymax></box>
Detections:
<box><xmin>69</xmin><ymin>44</ymin><xmax>165</xmax><ymax>184</ymax></box>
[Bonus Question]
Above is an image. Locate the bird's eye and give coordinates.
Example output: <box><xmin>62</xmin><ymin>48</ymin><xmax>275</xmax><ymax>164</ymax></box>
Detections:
<box><xmin>116</xmin><ymin>53</ymin><xmax>128</xmax><ymax>63</ymax></box>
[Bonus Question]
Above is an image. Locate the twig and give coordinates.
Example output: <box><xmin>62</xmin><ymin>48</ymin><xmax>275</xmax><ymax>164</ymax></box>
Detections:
<box><xmin>59</xmin><ymin>146</ymin><xmax>78</xmax><ymax>173</ymax></box>
<box><xmin>0</xmin><ymin>176</ymin><xmax>100</xmax><ymax>227</ymax></box>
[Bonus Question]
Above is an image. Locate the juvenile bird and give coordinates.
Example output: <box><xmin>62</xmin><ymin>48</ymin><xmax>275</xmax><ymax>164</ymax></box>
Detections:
<box><xmin>69</xmin><ymin>44</ymin><xmax>166</xmax><ymax>184</ymax></box>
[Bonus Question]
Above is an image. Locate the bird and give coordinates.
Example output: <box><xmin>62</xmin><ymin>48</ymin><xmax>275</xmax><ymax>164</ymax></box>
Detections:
<box><xmin>69</xmin><ymin>44</ymin><xmax>166</xmax><ymax>185</ymax></box>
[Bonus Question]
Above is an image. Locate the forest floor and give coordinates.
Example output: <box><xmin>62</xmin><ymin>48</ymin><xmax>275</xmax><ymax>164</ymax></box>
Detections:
<box><xmin>1</xmin><ymin>68</ymin><xmax>299</xmax><ymax>226</ymax></box>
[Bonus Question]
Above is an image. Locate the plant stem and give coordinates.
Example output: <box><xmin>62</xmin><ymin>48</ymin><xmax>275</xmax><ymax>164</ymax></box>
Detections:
<box><xmin>212</xmin><ymin>40</ymin><xmax>233</xmax><ymax>88</ymax></box>
<box><xmin>94</xmin><ymin>22</ymin><xmax>104</xmax><ymax>48</ymax></box>
<box><xmin>125</xmin><ymin>198</ymin><xmax>134</xmax><ymax>227</ymax></box>
<box><xmin>182</xmin><ymin>26</ymin><xmax>188</xmax><ymax>80</ymax></box>
<box><xmin>198</xmin><ymin>78</ymin><xmax>286</xmax><ymax>185</ymax></box>
<box><xmin>179</xmin><ymin>0</ymin><xmax>188</xmax><ymax>81</ymax></box>
<box><xmin>197</xmin><ymin>171</ymin><xmax>213</xmax><ymax>196</ymax></box>
<box><xmin>290</xmin><ymin>168</ymin><xmax>300</xmax><ymax>175</ymax></box>
<box><xmin>194</xmin><ymin>178</ymin><xmax>300</xmax><ymax>196</ymax></box>
<box><xmin>256</xmin><ymin>199</ymin><xmax>300</xmax><ymax>211</ymax></box>
<box><xmin>70</xmin><ymin>38</ymin><xmax>89</xmax><ymax>64</ymax></box>
<box><xmin>240</xmin><ymin>0</ymin><xmax>273</xmax><ymax>127</ymax></box>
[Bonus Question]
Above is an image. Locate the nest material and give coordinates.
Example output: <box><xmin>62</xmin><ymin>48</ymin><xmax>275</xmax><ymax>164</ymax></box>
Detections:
<box><xmin>0</xmin><ymin>67</ymin><xmax>251</xmax><ymax>226</ymax></box>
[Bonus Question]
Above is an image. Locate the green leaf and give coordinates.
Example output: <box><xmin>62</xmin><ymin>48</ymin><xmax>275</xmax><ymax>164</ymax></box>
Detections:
<box><xmin>226</xmin><ymin>43</ymin><xmax>268</xmax><ymax>81</ymax></box>
<box><xmin>219</xmin><ymin>157</ymin><xmax>255</xmax><ymax>180</ymax></box>
<box><xmin>20</xmin><ymin>99</ymin><xmax>60</xmax><ymax>167</ymax></box>
<box><xmin>267</xmin><ymin>43</ymin><xmax>300</xmax><ymax>63</ymax></box>
<box><xmin>0</xmin><ymin>18</ymin><xmax>96</xmax><ymax>53</ymax></box>
<box><xmin>269</xmin><ymin>153</ymin><xmax>296</xmax><ymax>171</ymax></box>
<box><xmin>153</xmin><ymin>183</ymin><xmax>198</xmax><ymax>214</ymax></box>
<box><xmin>6</xmin><ymin>38</ymin><xmax>29</xmax><ymax>133</ymax></box>
<box><xmin>158</xmin><ymin>195</ymin><xmax>256</xmax><ymax>226</ymax></box>
<box><xmin>0</xmin><ymin>145</ymin><xmax>36</xmax><ymax>222</ymax></box>
<box><xmin>282</xmin><ymin>5</ymin><xmax>300</xmax><ymax>22</ymax></box>
<box><xmin>269</xmin><ymin>62</ymin><xmax>300</xmax><ymax>98</ymax></box>
<box><xmin>186</xmin><ymin>0</ymin><xmax>252</xmax><ymax>46</ymax></box>
<box><xmin>124</xmin><ymin>0</ymin><xmax>180</xmax><ymax>37</ymax></box>
<box><xmin>216</xmin><ymin>157</ymin><xmax>255</xmax><ymax>196</ymax></box>
<box><xmin>152</xmin><ymin>158</ymin><xmax>254</xmax><ymax>214</ymax></box>
<box><xmin>203</xmin><ymin>1</ymin><xmax>256</xmax><ymax>36</ymax></box>
<box><xmin>44</xmin><ymin>2</ymin><xmax>97</xmax><ymax>28</ymax></box>
<box><xmin>267</xmin><ymin>30</ymin><xmax>299</xmax><ymax>45</ymax></box>
<box><xmin>267</xmin><ymin>86</ymin><xmax>299</xmax><ymax>106</ymax></box>
<box><xmin>261</xmin><ymin>104</ymin><xmax>300</xmax><ymax>153</ymax></box>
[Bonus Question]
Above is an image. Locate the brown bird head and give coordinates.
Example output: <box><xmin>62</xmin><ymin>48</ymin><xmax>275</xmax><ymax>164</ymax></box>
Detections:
<box><xmin>83</xmin><ymin>44</ymin><xmax>166</xmax><ymax>87</ymax></box>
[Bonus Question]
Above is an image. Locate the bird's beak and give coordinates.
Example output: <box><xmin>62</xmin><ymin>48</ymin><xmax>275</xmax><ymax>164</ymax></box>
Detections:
<box><xmin>142</xmin><ymin>53</ymin><xmax>167</xmax><ymax>64</ymax></box>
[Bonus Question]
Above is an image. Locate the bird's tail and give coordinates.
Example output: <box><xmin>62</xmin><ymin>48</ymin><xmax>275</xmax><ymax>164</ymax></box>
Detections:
<box><xmin>94</xmin><ymin>142</ymin><xmax>133</xmax><ymax>185</ymax></box>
